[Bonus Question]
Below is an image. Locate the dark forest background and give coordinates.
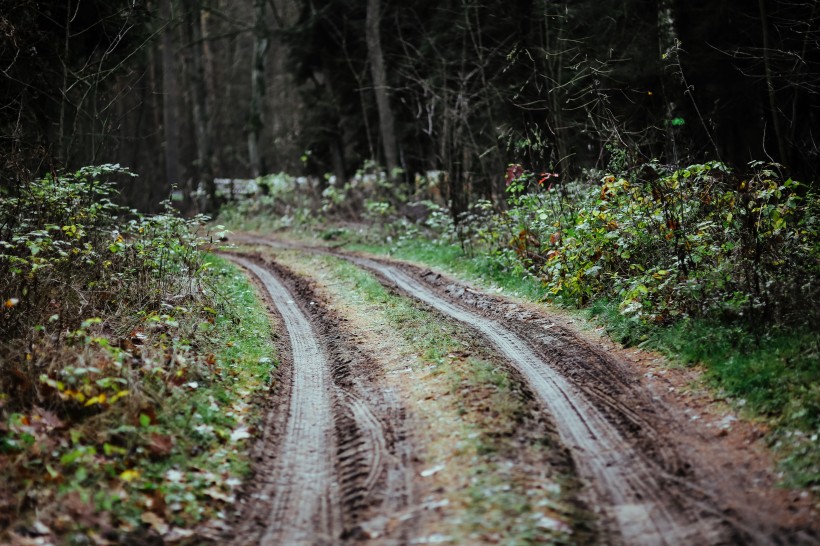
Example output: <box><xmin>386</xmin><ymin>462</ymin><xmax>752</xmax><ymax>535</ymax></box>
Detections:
<box><xmin>1</xmin><ymin>0</ymin><xmax>818</xmax><ymax>212</ymax></box>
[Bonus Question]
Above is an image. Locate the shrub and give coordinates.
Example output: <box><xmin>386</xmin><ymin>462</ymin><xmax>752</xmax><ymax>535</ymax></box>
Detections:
<box><xmin>0</xmin><ymin>165</ymin><xmax>212</xmax><ymax>339</ymax></box>
<box><xmin>0</xmin><ymin>167</ymin><xmax>269</xmax><ymax>540</ymax></box>
<box><xmin>491</xmin><ymin>161</ymin><xmax>819</xmax><ymax>329</ymax></box>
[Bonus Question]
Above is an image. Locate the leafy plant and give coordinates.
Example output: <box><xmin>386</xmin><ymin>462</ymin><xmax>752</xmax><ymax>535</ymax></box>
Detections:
<box><xmin>0</xmin><ymin>167</ymin><xmax>277</xmax><ymax>542</ymax></box>
<box><xmin>488</xmin><ymin>161</ymin><xmax>819</xmax><ymax>330</ymax></box>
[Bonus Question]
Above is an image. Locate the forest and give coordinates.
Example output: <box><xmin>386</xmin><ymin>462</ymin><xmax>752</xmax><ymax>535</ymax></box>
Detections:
<box><xmin>2</xmin><ymin>0</ymin><xmax>819</xmax><ymax>205</ymax></box>
<box><xmin>1</xmin><ymin>1</ymin><xmax>819</xmax><ymax>544</ymax></box>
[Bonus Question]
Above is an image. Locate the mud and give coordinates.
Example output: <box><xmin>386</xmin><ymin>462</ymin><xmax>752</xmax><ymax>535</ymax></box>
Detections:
<box><xmin>226</xmin><ymin>235</ymin><xmax>818</xmax><ymax>546</ymax></box>
<box><xmin>224</xmin><ymin>255</ymin><xmax>415</xmax><ymax>545</ymax></box>
<box><xmin>346</xmin><ymin>255</ymin><xmax>818</xmax><ymax>546</ymax></box>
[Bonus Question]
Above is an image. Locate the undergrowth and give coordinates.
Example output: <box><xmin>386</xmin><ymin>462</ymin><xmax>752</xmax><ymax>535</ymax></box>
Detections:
<box><xmin>0</xmin><ymin>168</ymin><xmax>277</xmax><ymax>543</ymax></box>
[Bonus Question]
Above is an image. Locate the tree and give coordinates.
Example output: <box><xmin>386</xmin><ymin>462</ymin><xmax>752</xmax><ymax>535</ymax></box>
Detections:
<box><xmin>160</xmin><ymin>0</ymin><xmax>181</xmax><ymax>193</ymax></box>
<box><xmin>0</xmin><ymin>0</ymin><xmax>151</xmax><ymax>187</ymax></box>
<box><xmin>248</xmin><ymin>0</ymin><xmax>269</xmax><ymax>178</ymax></box>
<box><xmin>182</xmin><ymin>0</ymin><xmax>217</xmax><ymax>211</ymax></box>
<box><xmin>365</xmin><ymin>0</ymin><xmax>400</xmax><ymax>181</ymax></box>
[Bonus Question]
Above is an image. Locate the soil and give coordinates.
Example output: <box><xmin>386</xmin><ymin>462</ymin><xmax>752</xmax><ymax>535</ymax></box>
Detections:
<box><xmin>224</xmin><ymin>254</ymin><xmax>417</xmax><ymax>545</ymax></box>
<box><xmin>223</xmin><ymin>236</ymin><xmax>819</xmax><ymax>546</ymax></box>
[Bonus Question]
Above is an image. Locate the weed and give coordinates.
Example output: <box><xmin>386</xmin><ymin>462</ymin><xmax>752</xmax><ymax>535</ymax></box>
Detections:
<box><xmin>0</xmin><ymin>168</ymin><xmax>277</xmax><ymax>542</ymax></box>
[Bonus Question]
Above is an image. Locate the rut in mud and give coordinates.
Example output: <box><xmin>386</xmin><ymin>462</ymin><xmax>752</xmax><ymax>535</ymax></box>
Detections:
<box><xmin>343</xmin><ymin>254</ymin><xmax>818</xmax><ymax>546</ymax></box>
<box><xmin>346</xmin><ymin>256</ymin><xmax>731</xmax><ymax>546</ymax></box>
<box><xmin>228</xmin><ymin>236</ymin><xmax>818</xmax><ymax>546</ymax></box>
<box><xmin>225</xmin><ymin>255</ymin><xmax>414</xmax><ymax>545</ymax></box>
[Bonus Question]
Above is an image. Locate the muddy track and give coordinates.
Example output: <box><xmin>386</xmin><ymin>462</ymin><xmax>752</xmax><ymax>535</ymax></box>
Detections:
<box><xmin>225</xmin><ymin>255</ymin><xmax>414</xmax><ymax>545</ymax></box>
<box><xmin>341</xmin><ymin>255</ymin><xmax>819</xmax><ymax>546</ymax></box>
<box><xmin>343</xmin><ymin>255</ymin><xmax>733</xmax><ymax>545</ymax></box>
<box><xmin>231</xmin><ymin>236</ymin><xmax>818</xmax><ymax>545</ymax></box>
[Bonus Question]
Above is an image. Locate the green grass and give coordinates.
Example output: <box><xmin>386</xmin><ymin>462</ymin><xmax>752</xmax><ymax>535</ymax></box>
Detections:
<box><xmin>588</xmin><ymin>299</ymin><xmax>819</xmax><ymax>429</ymax></box>
<box><xmin>588</xmin><ymin>298</ymin><xmax>820</xmax><ymax>489</ymax></box>
<box><xmin>144</xmin><ymin>253</ymin><xmax>279</xmax><ymax>511</ymax></box>
<box><xmin>102</xmin><ymin>253</ymin><xmax>280</xmax><ymax>528</ymax></box>
<box><xmin>349</xmin><ymin>237</ymin><xmax>547</xmax><ymax>302</ymax></box>
<box><xmin>88</xmin><ymin>253</ymin><xmax>279</xmax><ymax>529</ymax></box>
<box><xmin>658</xmin><ymin>321</ymin><xmax>819</xmax><ymax>489</ymax></box>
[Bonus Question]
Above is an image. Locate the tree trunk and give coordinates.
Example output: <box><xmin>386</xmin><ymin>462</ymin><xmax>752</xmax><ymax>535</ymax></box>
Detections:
<box><xmin>59</xmin><ymin>0</ymin><xmax>72</xmax><ymax>161</ymax></box>
<box><xmin>657</xmin><ymin>0</ymin><xmax>680</xmax><ymax>163</ymax></box>
<box><xmin>322</xmin><ymin>56</ymin><xmax>348</xmax><ymax>184</ymax></box>
<box><xmin>248</xmin><ymin>0</ymin><xmax>269</xmax><ymax>178</ymax></box>
<box><xmin>758</xmin><ymin>0</ymin><xmax>789</xmax><ymax>165</ymax></box>
<box><xmin>183</xmin><ymin>0</ymin><xmax>216</xmax><ymax>212</ymax></box>
<box><xmin>160</xmin><ymin>0</ymin><xmax>180</xmax><ymax>195</ymax></box>
<box><xmin>365</xmin><ymin>0</ymin><xmax>399</xmax><ymax>180</ymax></box>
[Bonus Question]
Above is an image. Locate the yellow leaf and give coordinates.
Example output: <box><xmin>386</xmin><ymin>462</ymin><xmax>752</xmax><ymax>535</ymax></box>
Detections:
<box><xmin>120</xmin><ymin>469</ymin><xmax>140</xmax><ymax>482</ymax></box>
<box><xmin>63</xmin><ymin>390</ymin><xmax>86</xmax><ymax>403</ymax></box>
<box><xmin>4</xmin><ymin>298</ymin><xmax>19</xmax><ymax>309</ymax></box>
<box><xmin>84</xmin><ymin>393</ymin><xmax>107</xmax><ymax>406</ymax></box>
<box><xmin>109</xmin><ymin>390</ymin><xmax>129</xmax><ymax>403</ymax></box>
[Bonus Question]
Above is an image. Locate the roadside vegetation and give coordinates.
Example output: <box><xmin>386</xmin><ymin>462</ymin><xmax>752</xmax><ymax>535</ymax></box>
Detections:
<box><xmin>0</xmin><ymin>167</ymin><xmax>277</xmax><ymax>544</ymax></box>
<box><xmin>219</xmin><ymin>159</ymin><xmax>820</xmax><ymax>490</ymax></box>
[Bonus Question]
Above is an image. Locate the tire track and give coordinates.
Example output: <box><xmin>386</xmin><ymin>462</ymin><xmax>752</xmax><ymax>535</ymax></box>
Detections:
<box><xmin>226</xmin><ymin>254</ymin><xmax>415</xmax><ymax>545</ymax></box>
<box><xmin>346</xmin><ymin>255</ymin><xmax>735</xmax><ymax>546</ymax></box>
<box><xmin>228</xmin><ymin>255</ymin><xmax>342</xmax><ymax>545</ymax></box>
<box><xmin>230</xmin><ymin>236</ymin><xmax>816</xmax><ymax>544</ymax></box>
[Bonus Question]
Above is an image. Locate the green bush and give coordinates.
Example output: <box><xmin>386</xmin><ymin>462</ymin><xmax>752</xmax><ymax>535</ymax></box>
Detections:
<box><xmin>491</xmin><ymin>161</ymin><xmax>819</xmax><ymax>329</ymax></box>
<box><xmin>0</xmin><ymin>167</ymin><xmax>278</xmax><ymax>540</ymax></box>
<box><xmin>0</xmin><ymin>165</ymin><xmax>211</xmax><ymax>340</ymax></box>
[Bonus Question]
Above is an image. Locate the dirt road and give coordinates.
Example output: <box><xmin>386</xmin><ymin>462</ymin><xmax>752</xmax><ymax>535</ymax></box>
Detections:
<box><xmin>226</xmin><ymin>255</ymin><xmax>414</xmax><ymax>545</ymax></box>
<box><xmin>225</xmin><ymin>238</ymin><xmax>818</xmax><ymax>545</ymax></box>
<box><xmin>349</xmin><ymin>255</ymin><xmax>731</xmax><ymax>545</ymax></box>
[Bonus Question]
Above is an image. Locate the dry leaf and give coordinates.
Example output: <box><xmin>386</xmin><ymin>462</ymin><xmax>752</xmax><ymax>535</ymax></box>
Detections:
<box><xmin>140</xmin><ymin>511</ymin><xmax>169</xmax><ymax>535</ymax></box>
<box><xmin>148</xmin><ymin>433</ymin><xmax>174</xmax><ymax>457</ymax></box>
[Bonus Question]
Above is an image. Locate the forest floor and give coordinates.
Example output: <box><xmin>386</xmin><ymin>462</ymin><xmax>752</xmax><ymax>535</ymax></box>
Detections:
<box><xmin>216</xmin><ymin>233</ymin><xmax>818</xmax><ymax>546</ymax></box>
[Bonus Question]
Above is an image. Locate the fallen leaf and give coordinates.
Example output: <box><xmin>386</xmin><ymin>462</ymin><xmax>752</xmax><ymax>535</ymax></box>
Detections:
<box><xmin>203</xmin><ymin>487</ymin><xmax>235</xmax><ymax>503</ymax></box>
<box><xmin>420</xmin><ymin>464</ymin><xmax>445</xmax><ymax>478</ymax></box>
<box><xmin>533</xmin><ymin>513</ymin><xmax>571</xmax><ymax>533</ymax></box>
<box><xmin>140</xmin><ymin>511</ymin><xmax>169</xmax><ymax>535</ymax></box>
<box><xmin>148</xmin><ymin>433</ymin><xmax>174</xmax><ymax>457</ymax></box>
<box><xmin>164</xmin><ymin>528</ymin><xmax>196</xmax><ymax>543</ymax></box>
<box><xmin>120</xmin><ymin>468</ymin><xmax>141</xmax><ymax>482</ymax></box>
<box><xmin>31</xmin><ymin>520</ymin><xmax>50</xmax><ymax>536</ymax></box>
<box><xmin>165</xmin><ymin>469</ymin><xmax>184</xmax><ymax>483</ymax></box>
<box><xmin>145</xmin><ymin>489</ymin><xmax>167</xmax><ymax>515</ymax></box>
<box><xmin>31</xmin><ymin>407</ymin><xmax>65</xmax><ymax>433</ymax></box>
<box><xmin>229</xmin><ymin>427</ymin><xmax>251</xmax><ymax>443</ymax></box>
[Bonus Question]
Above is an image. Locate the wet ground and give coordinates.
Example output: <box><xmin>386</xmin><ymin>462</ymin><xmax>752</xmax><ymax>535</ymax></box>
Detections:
<box><xmin>222</xmin><ymin>236</ymin><xmax>819</xmax><ymax>545</ymax></box>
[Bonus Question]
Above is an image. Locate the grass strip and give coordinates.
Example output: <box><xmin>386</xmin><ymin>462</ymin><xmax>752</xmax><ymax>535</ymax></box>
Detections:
<box><xmin>277</xmin><ymin>250</ymin><xmax>581</xmax><ymax>544</ymax></box>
